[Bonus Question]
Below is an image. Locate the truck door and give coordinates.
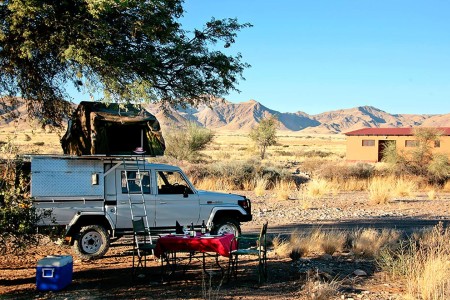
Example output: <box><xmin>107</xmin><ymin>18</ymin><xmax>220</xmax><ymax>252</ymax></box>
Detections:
<box><xmin>115</xmin><ymin>169</ymin><xmax>156</xmax><ymax>229</ymax></box>
<box><xmin>155</xmin><ymin>170</ymin><xmax>200</xmax><ymax>227</ymax></box>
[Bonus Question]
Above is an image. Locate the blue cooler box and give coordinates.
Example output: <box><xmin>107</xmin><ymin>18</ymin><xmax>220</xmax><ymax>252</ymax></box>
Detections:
<box><xmin>36</xmin><ymin>255</ymin><xmax>73</xmax><ymax>291</ymax></box>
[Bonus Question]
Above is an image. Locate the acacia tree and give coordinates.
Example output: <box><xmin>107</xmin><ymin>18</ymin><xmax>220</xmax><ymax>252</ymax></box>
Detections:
<box><xmin>249</xmin><ymin>115</ymin><xmax>278</xmax><ymax>159</ymax></box>
<box><xmin>0</xmin><ymin>0</ymin><xmax>251</xmax><ymax>125</ymax></box>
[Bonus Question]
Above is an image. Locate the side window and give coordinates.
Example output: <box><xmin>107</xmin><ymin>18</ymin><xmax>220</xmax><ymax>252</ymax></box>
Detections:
<box><xmin>405</xmin><ymin>140</ymin><xmax>418</xmax><ymax>147</ymax></box>
<box><xmin>157</xmin><ymin>171</ymin><xmax>193</xmax><ymax>195</ymax></box>
<box><xmin>121</xmin><ymin>171</ymin><xmax>151</xmax><ymax>194</ymax></box>
<box><xmin>362</xmin><ymin>140</ymin><xmax>375</xmax><ymax>147</ymax></box>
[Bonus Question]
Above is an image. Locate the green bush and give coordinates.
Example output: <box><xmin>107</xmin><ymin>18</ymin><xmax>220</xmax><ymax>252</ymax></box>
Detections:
<box><xmin>164</xmin><ymin>122</ymin><xmax>214</xmax><ymax>162</ymax></box>
<box><xmin>427</xmin><ymin>154</ymin><xmax>450</xmax><ymax>185</ymax></box>
<box><xmin>0</xmin><ymin>162</ymin><xmax>41</xmax><ymax>254</ymax></box>
<box><xmin>382</xmin><ymin>129</ymin><xmax>450</xmax><ymax>184</ymax></box>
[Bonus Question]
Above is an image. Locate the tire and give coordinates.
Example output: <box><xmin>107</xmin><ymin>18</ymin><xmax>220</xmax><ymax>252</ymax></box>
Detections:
<box><xmin>212</xmin><ymin>218</ymin><xmax>241</xmax><ymax>236</ymax></box>
<box><xmin>73</xmin><ymin>225</ymin><xmax>110</xmax><ymax>260</ymax></box>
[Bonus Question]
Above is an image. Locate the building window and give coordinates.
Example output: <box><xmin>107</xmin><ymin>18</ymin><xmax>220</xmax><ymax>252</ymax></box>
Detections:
<box><xmin>405</xmin><ymin>140</ymin><xmax>418</xmax><ymax>147</ymax></box>
<box><xmin>362</xmin><ymin>140</ymin><xmax>375</xmax><ymax>147</ymax></box>
<box><xmin>435</xmin><ymin>140</ymin><xmax>441</xmax><ymax>148</ymax></box>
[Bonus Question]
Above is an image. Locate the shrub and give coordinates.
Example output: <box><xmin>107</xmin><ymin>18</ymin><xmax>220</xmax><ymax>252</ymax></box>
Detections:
<box><xmin>164</xmin><ymin>122</ymin><xmax>214</xmax><ymax>162</ymax></box>
<box><xmin>297</xmin><ymin>150</ymin><xmax>332</xmax><ymax>158</ymax></box>
<box><xmin>0</xmin><ymin>159</ymin><xmax>49</xmax><ymax>254</ymax></box>
<box><xmin>185</xmin><ymin>159</ymin><xmax>293</xmax><ymax>191</ymax></box>
<box><xmin>347</xmin><ymin>162</ymin><xmax>375</xmax><ymax>179</ymax></box>
<box><xmin>427</xmin><ymin>153</ymin><xmax>450</xmax><ymax>185</ymax></box>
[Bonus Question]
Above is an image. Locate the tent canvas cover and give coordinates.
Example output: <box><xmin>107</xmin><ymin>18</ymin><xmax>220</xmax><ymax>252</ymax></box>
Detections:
<box><xmin>61</xmin><ymin>101</ymin><xmax>165</xmax><ymax>156</ymax></box>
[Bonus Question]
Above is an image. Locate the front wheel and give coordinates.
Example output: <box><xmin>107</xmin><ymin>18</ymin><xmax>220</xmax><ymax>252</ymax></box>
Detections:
<box><xmin>212</xmin><ymin>218</ymin><xmax>241</xmax><ymax>236</ymax></box>
<box><xmin>73</xmin><ymin>225</ymin><xmax>110</xmax><ymax>260</ymax></box>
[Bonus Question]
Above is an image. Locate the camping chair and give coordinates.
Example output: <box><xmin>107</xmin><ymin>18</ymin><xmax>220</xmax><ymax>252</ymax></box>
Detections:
<box><xmin>132</xmin><ymin>217</ymin><xmax>156</xmax><ymax>279</ymax></box>
<box><xmin>228</xmin><ymin>222</ymin><xmax>268</xmax><ymax>284</ymax></box>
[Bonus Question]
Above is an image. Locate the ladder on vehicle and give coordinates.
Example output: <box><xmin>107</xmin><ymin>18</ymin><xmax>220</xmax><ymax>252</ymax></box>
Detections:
<box><xmin>122</xmin><ymin>155</ymin><xmax>155</xmax><ymax>261</ymax></box>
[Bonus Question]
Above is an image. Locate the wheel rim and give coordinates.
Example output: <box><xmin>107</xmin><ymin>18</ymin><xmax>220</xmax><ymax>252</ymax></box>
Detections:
<box><xmin>81</xmin><ymin>231</ymin><xmax>103</xmax><ymax>254</ymax></box>
<box><xmin>217</xmin><ymin>223</ymin><xmax>237</xmax><ymax>235</ymax></box>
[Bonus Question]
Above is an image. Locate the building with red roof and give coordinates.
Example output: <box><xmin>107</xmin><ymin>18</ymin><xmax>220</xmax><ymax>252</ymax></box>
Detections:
<box><xmin>344</xmin><ymin>127</ymin><xmax>450</xmax><ymax>162</ymax></box>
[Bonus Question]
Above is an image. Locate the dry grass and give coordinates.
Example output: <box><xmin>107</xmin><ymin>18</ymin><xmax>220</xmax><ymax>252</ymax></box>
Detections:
<box><xmin>331</xmin><ymin>177</ymin><xmax>368</xmax><ymax>191</ymax></box>
<box><xmin>443</xmin><ymin>181</ymin><xmax>450</xmax><ymax>192</ymax></box>
<box><xmin>368</xmin><ymin>177</ymin><xmax>393</xmax><ymax>205</ymax></box>
<box><xmin>303</xmin><ymin>275</ymin><xmax>341</xmax><ymax>300</ymax></box>
<box><xmin>254</xmin><ymin>177</ymin><xmax>268</xmax><ymax>197</ymax></box>
<box><xmin>242</xmin><ymin>179</ymin><xmax>254</xmax><ymax>191</ymax></box>
<box><xmin>351</xmin><ymin>228</ymin><xmax>400</xmax><ymax>257</ymax></box>
<box><xmin>379</xmin><ymin>223</ymin><xmax>450</xmax><ymax>300</ymax></box>
<box><xmin>273</xmin><ymin>179</ymin><xmax>296</xmax><ymax>200</ymax></box>
<box><xmin>288</xmin><ymin>230</ymin><xmax>311</xmax><ymax>257</ymax></box>
<box><xmin>272</xmin><ymin>236</ymin><xmax>294</xmax><ymax>258</ymax></box>
<box><xmin>275</xmin><ymin>229</ymin><xmax>347</xmax><ymax>258</ymax></box>
<box><xmin>194</xmin><ymin>177</ymin><xmax>235</xmax><ymax>191</ymax></box>
<box><xmin>393</xmin><ymin>177</ymin><xmax>417</xmax><ymax>198</ymax></box>
<box><xmin>427</xmin><ymin>189</ymin><xmax>437</xmax><ymax>200</ymax></box>
<box><xmin>412</xmin><ymin>254</ymin><xmax>450</xmax><ymax>300</ymax></box>
<box><xmin>306</xmin><ymin>228</ymin><xmax>346</xmax><ymax>255</ymax></box>
<box><xmin>304</xmin><ymin>178</ymin><xmax>335</xmax><ymax>199</ymax></box>
<box><xmin>319</xmin><ymin>231</ymin><xmax>347</xmax><ymax>255</ymax></box>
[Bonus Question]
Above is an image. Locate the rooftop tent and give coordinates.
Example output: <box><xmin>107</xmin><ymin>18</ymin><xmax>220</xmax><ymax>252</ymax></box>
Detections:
<box><xmin>61</xmin><ymin>101</ymin><xmax>165</xmax><ymax>156</ymax></box>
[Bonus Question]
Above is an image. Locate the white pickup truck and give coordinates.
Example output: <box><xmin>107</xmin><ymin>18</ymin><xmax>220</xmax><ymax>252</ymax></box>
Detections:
<box><xmin>30</xmin><ymin>155</ymin><xmax>252</xmax><ymax>260</ymax></box>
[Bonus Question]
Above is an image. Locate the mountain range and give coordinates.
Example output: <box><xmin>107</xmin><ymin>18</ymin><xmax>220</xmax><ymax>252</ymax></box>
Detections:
<box><xmin>1</xmin><ymin>98</ymin><xmax>449</xmax><ymax>134</ymax></box>
<box><xmin>145</xmin><ymin>99</ymin><xmax>450</xmax><ymax>134</ymax></box>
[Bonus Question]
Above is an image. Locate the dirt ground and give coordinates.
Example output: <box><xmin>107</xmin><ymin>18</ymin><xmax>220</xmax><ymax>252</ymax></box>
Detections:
<box><xmin>2</xmin><ymin>191</ymin><xmax>449</xmax><ymax>299</ymax></box>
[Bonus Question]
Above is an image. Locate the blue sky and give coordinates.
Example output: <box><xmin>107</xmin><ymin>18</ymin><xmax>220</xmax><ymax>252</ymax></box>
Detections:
<box><xmin>179</xmin><ymin>0</ymin><xmax>450</xmax><ymax>115</ymax></box>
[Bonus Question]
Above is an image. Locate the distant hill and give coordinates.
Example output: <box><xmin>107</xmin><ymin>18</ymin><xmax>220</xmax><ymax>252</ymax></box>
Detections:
<box><xmin>1</xmin><ymin>98</ymin><xmax>449</xmax><ymax>134</ymax></box>
<box><xmin>145</xmin><ymin>99</ymin><xmax>450</xmax><ymax>134</ymax></box>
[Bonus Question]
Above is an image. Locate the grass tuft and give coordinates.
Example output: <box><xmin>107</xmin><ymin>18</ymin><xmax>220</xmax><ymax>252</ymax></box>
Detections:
<box><xmin>368</xmin><ymin>177</ymin><xmax>393</xmax><ymax>205</ymax></box>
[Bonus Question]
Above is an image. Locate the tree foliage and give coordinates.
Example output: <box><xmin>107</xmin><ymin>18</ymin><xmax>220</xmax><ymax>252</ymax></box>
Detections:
<box><xmin>0</xmin><ymin>0</ymin><xmax>251</xmax><ymax>125</ymax></box>
<box><xmin>249</xmin><ymin>115</ymin><xmax>278</xmax><ymax>159</ymax></box>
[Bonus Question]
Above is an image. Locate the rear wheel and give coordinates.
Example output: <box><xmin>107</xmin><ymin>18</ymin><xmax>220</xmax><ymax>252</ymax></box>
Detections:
<box><xmin>73</xmin><ymin>225</ymin><xmax>110</xmax><ymax>260</ymax></box>
<box><xmin>212</xmin><ymin>218</ymin><xmax>241</xmax><ymax>236</ymax></box>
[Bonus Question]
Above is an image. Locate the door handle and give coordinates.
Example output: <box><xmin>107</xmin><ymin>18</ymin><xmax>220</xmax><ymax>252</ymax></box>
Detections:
<box><xmin>120</xmin><ymin>201</ymin><xmax>127</xmax><ymax>204</ymax></box>
<box><xmin>159</xmin><ymin>201</ymin><xmax>167</xmax><ymax>204</ymax></box>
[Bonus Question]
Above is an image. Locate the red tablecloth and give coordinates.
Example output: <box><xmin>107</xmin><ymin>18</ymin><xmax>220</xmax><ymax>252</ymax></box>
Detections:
<box><xmin>154</xmin><ymin>234</ymin><xmax>235</xmax><ymax>258</ymax></box>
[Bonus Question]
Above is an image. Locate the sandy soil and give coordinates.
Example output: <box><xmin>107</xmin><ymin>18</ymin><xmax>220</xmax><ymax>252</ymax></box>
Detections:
<box><xmin>1</xmin><ymin>191</ymin><xmax>449</xmax><ymax>299</ymax></box>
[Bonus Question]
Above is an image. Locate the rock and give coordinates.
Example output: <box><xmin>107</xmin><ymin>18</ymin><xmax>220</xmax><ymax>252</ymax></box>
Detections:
<box><xmin>321</xmin><ymin>253</ymin><xmax>333</xmax><ymax>260</ymax></box>
<box><xmin>353</xmin><ymin>269</ymin><xmax>367</xmax><ymax>276</ymax></box>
